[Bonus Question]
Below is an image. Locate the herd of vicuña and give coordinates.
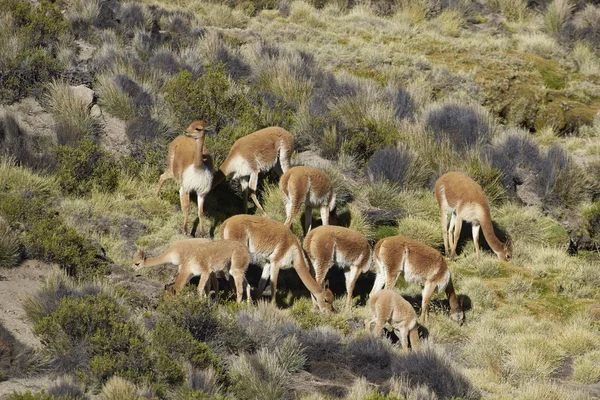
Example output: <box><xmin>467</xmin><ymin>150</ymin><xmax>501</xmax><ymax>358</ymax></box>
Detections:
<box><xmin>135</xmin><ymin>120</ymin><xmax>513</xmax><ymax>350</ymax></box>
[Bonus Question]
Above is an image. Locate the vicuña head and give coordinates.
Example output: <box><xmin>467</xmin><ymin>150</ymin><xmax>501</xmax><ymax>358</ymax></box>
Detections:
<box><xmin>155</xmin><ymin>120</ymin><xmax>213</xmax><ymax>235</ymax></box>
<box><xmin>219</xmin><ymin>214</ymin><xmax>333</xmax><ymax>312</ymax></box>
<box><xmin>370</xmin><ymin>236</ymin><xmax>464</xmax><ymax>324</ymax></box>
<box><xmin>211</xmin><ymin>127</ymin><xmax>294</xmax><ymax>214</ymax></box>
<box><xmin>435</xmin><ymin>171</ymin><xmax>512</xmax><ymax>262</ymax></box>
<box><xmin>280</xmin><ymin>166</ymin><xmax>336</xmax><ymax>233</ymax></box>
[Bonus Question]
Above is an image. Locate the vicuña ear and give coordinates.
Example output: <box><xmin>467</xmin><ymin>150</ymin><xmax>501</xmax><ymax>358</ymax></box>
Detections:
<box><xmin>323</xmin><ymin>279</ymin><xmax>330</xmax><ymax>290</ymax></box>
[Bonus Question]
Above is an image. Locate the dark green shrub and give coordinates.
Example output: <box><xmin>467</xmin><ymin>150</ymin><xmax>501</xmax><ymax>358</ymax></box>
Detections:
<box><xmin>0</xmin><ymin>0</ymin><xmax>67</xmax><ymax>103</ymax></box>
<box><xmin>0</xmin><ymin>194</ymin><xmax>108</xmax><ymax>279</ymax></box>
<box><xmin>54</xmin><ymin>139</ymin><xmax>120</xmax><ymax>196</ymax></box>
<box><xmin>33</xmin><ymin>292</ymin><xmax>155</xmax><ymax>389</ymax></box>
<box><xmin>341</xmin><ymin>121</ymin><xmax>397</xmax><ymax>165</ymax></box>
<box><xmin>151</xmin><ymin>320</ymin><xmax>225</xmax><ymax>384</ymax></box>
<box><xmin>0</xmin><ymin>220</ymin><xmax>22</xmax><ymax>268</ymax></box>
<box><xmin>583</xmin><ymin>200</ymin><xmax>600</xmax><ymax>247</ymax></box>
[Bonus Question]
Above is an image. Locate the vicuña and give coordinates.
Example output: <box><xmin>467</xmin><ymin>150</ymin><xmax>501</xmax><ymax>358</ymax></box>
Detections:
<box><xmin>133</xmin><ymin>238</ymin><xmax>250</xmax><ymax>303</ymax></box>
<box><xmin>155</xmin><ymin>120</ymin><xmax>213</xmax><ymax>234</ymax></box>
<box><xmin>211</xmin><ymin>127</ymin><xmax>293</xmax><ymax>213</ymax></box>
<box><xmin>303</xmin><ymin>225</ymin><xmax>371</xmax><ymax>309</ymax></box>
<box><xmin>280</xmin><ymin>166</ymin><xmax>336</xmax><ymax>233</ymax></box>
<box><xmin>220</xmin><ymin>214</ymin><xmax>334</xmax><ymax>312</ymax></box>
<box><xmin>370</xmin><ymin>236</ymin><xmax>464</xmax><ymax>323</ymax></box>
<box><xmin>365</xmin><ymin>289</ymin><xmax>419</xmax><ymax>351</ymax></box>
<box><xmin>435</xmin><ymin>171</ymin><xmax>512</xmax><ymax>261</ymax></box>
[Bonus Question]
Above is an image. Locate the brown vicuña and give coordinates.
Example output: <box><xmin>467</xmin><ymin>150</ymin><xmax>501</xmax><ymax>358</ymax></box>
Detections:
<box><xmin>369</xmin><ymin>236</ymin><xmax>463</xmax><ymax>323</ymax></box>
<box><xmin>220</xmin><ymin>214</ymin><xmax>334</xmax><ymax>312</ymax></box>
<box><xmin>365</xmin><ymin>289</ymin><xmax>419</xmax><ymax>351</ymax></box>
<box><xmin>155</xmin><ymin>121</ymin><xmax>213</xmax><ymax>234</ymax></box>
<box><xmin>280</xmin><ymin>166</ymin><xmax>336</xmax><ymax>233</ymax></box>
<box><xmin>303</xmin><ymin>226</ymin><xmax>371</xmax><ymax>309</ymax></box>
<box><xmin>133</xmin><ymin>238</ymin><xmax>250</xmax><ymax>303</ymax></box>
<box><xmin>435</xmin><ymin>171</ymin><xmax>512</xmax><ymax>262</ymax></box>
<box><xmin>211</xmin><ymin>127</ymin><xmax>293</xmax><ymax>213</ymax></box>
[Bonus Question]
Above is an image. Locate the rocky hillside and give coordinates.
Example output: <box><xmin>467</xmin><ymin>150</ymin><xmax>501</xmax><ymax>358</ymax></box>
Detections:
<box><xmin>1</xmin><ymin>0</ymin><xmax>600</xmax><ymax>399</ymax></box>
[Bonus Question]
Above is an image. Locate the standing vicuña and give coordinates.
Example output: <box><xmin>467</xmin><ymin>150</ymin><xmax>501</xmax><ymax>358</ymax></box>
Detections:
<box><xmin>133</xmin><ymin>238</ymin><xmax>250</xmax><ymax>303</ymax></box>
<box><xmin>220</xmin><ymin>214</ymin><xmax>334</xmax><ymax>312</ymax></box>
<box><xmin>211</xmin><ymin>127</ymin><xmax>293</xmax><ymax>213</ymax></box>
<box><xmin>303</xmin><ymin>226</ymin><xmax>371</xmax><ymax>309</ymax></box>
<box><xmin>155</xmin><ymin>121</ymin><xmax>213</xmax><ymax>234</ymax></box>
<box><xmin>435</xmin><ymin>171</ymin><xmax>512</xmax><ymax>262</ymax></box>
<box><xmin>280</xmin><ymin>166</ymin><xmax>336</xmax><ymax>233</ymax></box>
<box><xmin>365</xmin><ymin>289</ymin><xmax>419</xmax><ymax>351</ymax></box>
<box><xmin>370</xmin><ymin>236</ymin><xmax>463</xmax><ymax>323</ymax></box>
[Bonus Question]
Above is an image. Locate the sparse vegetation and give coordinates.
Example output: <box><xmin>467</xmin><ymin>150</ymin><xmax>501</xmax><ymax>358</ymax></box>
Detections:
<box><xmin>3</xmin><ymin>0</ymin><xmax>600</xmax><ymax>399</ymax></box>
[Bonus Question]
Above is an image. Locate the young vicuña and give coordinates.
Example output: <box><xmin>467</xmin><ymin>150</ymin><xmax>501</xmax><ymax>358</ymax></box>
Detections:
<box><xmin>280</xmin><ymin>166</ymin><xmax>336</xmax><ymax>233</ymax></box>
<box><xmin>155</xmin><ymin>120</ymin><xmax>213</xmax><ymax>234</ymax></box>
<box><xmin>370</xmin><ymin>236</ymin><xmax>463</xmax><ymax>323</ymax></box>
<box><xmin>133</xmin><ymin>238</ymin><xmax>250</xmax><ymax>303</ymax></box>
<box><xmin>219</xmin><ymin>214</ymin><xmax>334</xmax><ymax>312</ymax></box>
<box><xmin>365</xmin><ymin>289</ymin><xmax>419</xmax><ymax>351</ymax></box>
<box><xmin>435</xmin><ymin>171</ymin><xmax>512</xmax><ymax>261</ymax></box>
<box><xmin>211</xmin><ymin>127</ymin><xmax>293</xmax><ymax>213</ymax></box>
<box><xmin>303</xmin><ymin>225</ymin><xmax>371</xmax><ymax>308</ymax></box>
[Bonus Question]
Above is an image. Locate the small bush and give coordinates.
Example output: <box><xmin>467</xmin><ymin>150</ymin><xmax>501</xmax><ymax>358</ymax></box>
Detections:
<box><xmin>572</xmin><ymin>42</ymin><xmax>600</xmax><ymax>75</ymax></box>
<box><xmin>0</xmin><ymin>194</ymin><xmax>108</xmax><ymax>279</ymax></box>
<box><xmin>33</xmin><ymin>291</ymin><xmax>155</xmax><ymax>389</ymax></box>
<box><xmin>298</xmin><ymin>326</ymin><xmax>345</xmax><ymax>364</ymax></box>
<box><xmin>0</xmin><ymin>219</ymin><xmax>22</xmax><ymax>268</ymax></box>
<box><xmin>46</xmin><ymin>80</ymin><xmax>98</xmax><ymax>146</ymax></box>
<box><xmin>54</xmin><ymin>139</ymin><xmax>120</xmax><ymax>196</ymax></box>
<box><xmin>347</xmin><ymin>335</ymin><xmax>393</xmax><ymax>381</ymax></box>
<box><xmin>488</xmin><ymin>0</ymin><xmax>529</xmax><ymax>22</ymax></box>
<box><xmin>396</xmin><ymin>217</ymin><xmax>443</xmax><ymax>251</ymax></box>
<box><xmin>544</xmin><ymin>0</ymin><xmax>573</xmax><ymax>34</ymax></box>
<box><xmin>583</xmin><ymin>200</ymin><xmax>600</xmax><ymax>246</ymax></box>
<box><xmin>0</xmin><ymin>0</ymin><xmax>67</xmax><ymax>102</ymax></box>
<box><xmin>0</xmin><ymin>115</ymin><xmax>55</xmax><ymax>171</ymax></box>
<box><xmin>365</xmin><ymin>146</ymin><xmax>431</xmax><ymax>189</ymax></box>
<box><xmin>0</xmin><ymin>321</ymin><xmax>44</xmax><ymax>382</ymax></box>
<box><xmin>163</xmin><ymin>66</ymin><xmax>260</xmax><ymax>133</ymax></box>
<box><xmin>393</xmin><ymin>345</ymin><xmax>479</xmax><ymax>399</ymax></box>
<box><xmin>230</xmin><ymin>349</ymin><xmax>290</xmax><ymax>400</ymax></box>
<box><xmin>424</xmin><ymin>100</ymin><xmax>495</xmax><ymax>153</ymax></box>
<box><xmin>99</xmin><ymin>376</ymin><xmax>144</xmax><ymax>400</ymax></box>
<box><xmin>572</xmin><ymin>350</ymin><xmax>600</xmax><ymax>384</ymax></box>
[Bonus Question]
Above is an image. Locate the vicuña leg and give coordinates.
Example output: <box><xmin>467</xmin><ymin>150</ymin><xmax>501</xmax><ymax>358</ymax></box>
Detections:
<box><xmin>270</xmin><ymin>261</ymin><xmax>280</xmax><ymax>305</ymax></box>
<box><xmin>345</xmin><ymin>266</ymin><xmax>362</xmax><ymax>309</ymax></box>
<box><xmin>441</xmin><ymin>209</ymin><xmax>449</xmax><ymax>257</ymax></box>
<box><xmin>393</xmin><ymin>325</ymin><xmax>409</xmax><ymax>351</ymax></box>
<box><xmin>450</xmin><ymin>214</ymin><xmax>463</xmax><ymax>261</ymax></box>
<box><xmin>284</xmin><ymin>198</ymin><xmax>302</xmax><ymax>228</ymax></box>
<box><xmin>248</xmin><ymin>172</ymin><xmax>264</xmax><ymax>213</ymax></box>
<box><xmin>197</xmin><ymin>271</ymin><xmax>211</xmax><ymax>299</ymax></box>
<box><xmin>155</xmin><ymin>171</ymin><xmax>173</xmax><ymax>197</ymax></box>
<box><xmin>179</xmin><ymin>187</ymin><xmax>191</xmax><ymax>234</ymax></box>
<box><xmin>420</xmin><ymin>281</ymin><xmax>436</xmax><ymax>323</ymax></box>
<box><xmin>320</xmin><ymin>206</ymin><xmax>330</xmax><ymax>228</ymax></box>
<box><xmin>240</xmin><ymin>178</ymin><xmax>249</xmax><ymax>214</ymax></box>
<box><xmin>304</xmin><ymin>205</ymin><xmax>313</xmax><ymax>233</ymax></box>
<box><xmin>197</xmin><ymin>194</ymin><xmax>205</xmax><ymax>234</ymax></box>
<box><xmin>472</xmin><ymin>222</ymin><xmax>481</xmax><ymax>260</ymax></box>
<box><xmin>173</xmin><ymin>270</ymin><xmax>193</xmax><ymax>294</ymax></box>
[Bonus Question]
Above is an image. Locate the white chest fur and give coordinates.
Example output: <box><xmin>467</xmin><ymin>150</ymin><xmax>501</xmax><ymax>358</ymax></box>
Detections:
<box><xmin>182</xmin><ymin>164</ymin><xmax>213</xmax><ymax>195</ymax></box>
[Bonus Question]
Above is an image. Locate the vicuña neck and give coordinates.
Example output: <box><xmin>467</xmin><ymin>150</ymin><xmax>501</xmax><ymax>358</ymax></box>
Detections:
<box><xmin>142</xmin><ymin>253</ymin><xmax>172</xmax><ymax>268</ymax></box>
<box><xmin>293</xmin><ymin>244</ymin><xmax>322</xmax><ymax>295</ymax></box>
<box><xmin>480</xmin><ymin>210</ymin><xmax>504</xmax><ymax>253</ymax></box>
<box><xmin>193</xmin><ymin>136</ymin><xmax>205</xmax><ymax>169</ymax></box>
